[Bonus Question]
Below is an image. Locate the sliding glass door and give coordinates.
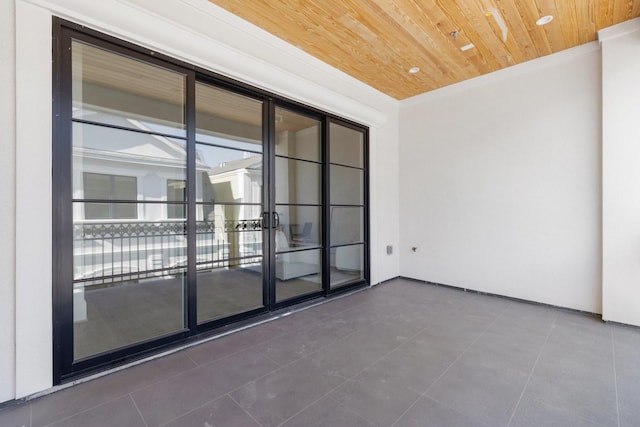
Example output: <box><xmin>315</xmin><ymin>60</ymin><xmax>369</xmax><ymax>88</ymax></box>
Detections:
<box><xmin>328</xmin><ymin>121</ymin><xmax>368</xmax><ymax>289</ymax></box>
<box><xmin>272</xmin><ymin>107</ymin><xmax>324</xmax><ymax>303</ymax></box>
<box><xmin>70</xmin><ymin>40</ymin><xmax>190</xmax><ymax>361</ymax></box>
<box><xmin>194</xmin><ymin>83</ymin><xmax>266</xmax><ymax>323</ymax></box>
<box><xmin>54</xmin><ymin>19</ymin><xmax>369</xmax><ymax>382</ymax></box>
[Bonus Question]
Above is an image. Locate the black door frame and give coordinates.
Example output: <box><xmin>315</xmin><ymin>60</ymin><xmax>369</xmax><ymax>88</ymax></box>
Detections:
<box><xmin>52</xmin><ymin>17</ymin><xmax>369</xmax><ymax>384</ymax></box>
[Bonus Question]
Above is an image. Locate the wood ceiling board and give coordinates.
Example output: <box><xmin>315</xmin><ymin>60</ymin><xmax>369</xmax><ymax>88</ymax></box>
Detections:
<box><xmin>208</xmin><ymin>0</ymin><xmax>640</xmax><ymax>99</ymax></box>
<box><xmin>375</xmin><ymin>0</ymin><xmax>478</xmax><ymax>80</ymax></box>
<box><xmin>554</xmin><ymin>0</ymin><xmax>581</xmax><ymax>47</ymax></box>
<box><xmin>494</xmin><ymin>0</ymin><xmax>541</xmax><ymax>60</ymax></box>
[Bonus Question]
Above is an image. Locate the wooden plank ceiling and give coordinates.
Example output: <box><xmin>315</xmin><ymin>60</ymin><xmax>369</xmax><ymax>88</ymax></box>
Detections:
<box><xmin>209</xmin><ymin>0</ymin><xmax>640</xmax><ymax>99</ymax></box>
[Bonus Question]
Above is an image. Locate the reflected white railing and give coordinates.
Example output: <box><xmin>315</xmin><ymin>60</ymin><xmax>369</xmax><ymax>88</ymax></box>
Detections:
<box><xmin>73</xmin><ymin>219</ymin><xmax>263</xmax><ymax>287</ymax></box>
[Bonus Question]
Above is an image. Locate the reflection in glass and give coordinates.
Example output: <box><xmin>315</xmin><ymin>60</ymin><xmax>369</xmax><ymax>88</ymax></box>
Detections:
<box><xmin>195</xmin><ymin>204</ymin><xmax>262</xmax><ymax>264</ymax></box>
<box><xmin>330</xmin><ymin>165</ymin><xmax>364</xmax><ymax>205</ymax></box>
<box><xmin>83</xmin><ymin>173</ymin><xmax>137</xmax><ymax>219</ymax></box>
<box><xmin>328</xmin><ymin>122</ymin><xmax>365</xmax><ymax>289</ymax></box>
<box><xmin>331</xmin><ymin>244</ymin><xmax>364</xmax><ymax>289</ymax></box>
<box><xmin>273</xmin><ymin>108</ymin><xmax>323</xmax><ymax>301</ymax></box>
<box><xmin>274</xmin><ymin>205</ymin><xmax>321</xmax><ymax>249</ymax></box>
<box><xmin>330</xmin><ymin>123</ymin><xmax>364</xmax><ymax>168</ymax></box>
<box><xmin>71</xmin><ymin>42</ymin><xmax>188</xmax><ymax>360</ymax></box>
<box><xmin>195</xmin><ymin>83</ymin><xmax>266</xmax><ymax>324</ymax></box>
<box><xmin>72</xmin><ymin>205</ymin><xmax>187</xmax><ymax>360</ymax></box>
<box><xmin>196</xmin><ymin>82</ymin><xmax>263</xmax><ymax>151</ymax></box>
<box><xmin>167</xmin><ymin>179</ymin><xmax>186</xmax><ymax>219</ymax></box>
<box><xmin>276</xmin><ymin>249</ymin><xmax>322</xmax><ymax>302</ymax></box>
<box><xmin>330</xmin><ymin>207</ymin><xmax>364</xmax><ymax>246</ymax></box>
<box><xmin>74</xmin><ymin>272</ymin><xmax>186</xmax><ymax>360</ymax></box>
<box><xmin>72</xmin><ymin>123</ymin><xmax>186</xmax><ymax>200</ymax></box>
<box><xmin>274</xmin><ymin>158</ymin><xmax>321</xmax><ymax>205</ymax></box>
<box><xmin>196</xmin><ymin>143</ymin><xmax>262</xmax><ymax>205</ymax></box>
<box><xmin>195</xmin><ymin>202</ymin><xmax>264</xmax><ymax>324</ymax></box>
<box><xmin>275</xmin><ymin>107</ymin><xmax>321</xmax><ymax>162</ymax></box>
<box><xmin>197</xmin><ymin>259</ymin><xmax>263</xmax><ymax>323</ymax></box>
<box><xmin>72</xmin><ymin>41</ymin><xmax>186</xmax><ymax>137</ymax></box>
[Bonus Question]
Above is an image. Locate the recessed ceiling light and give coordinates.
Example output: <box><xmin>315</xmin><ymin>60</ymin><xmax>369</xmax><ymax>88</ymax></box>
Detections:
<box><xmin>408</xmin><ymin>67</ymin><xmax>420</xmax><ymax>74</ymax></box>
<box><xmin>536</xmin><ymin>15</ymin><xmax>553</xmax><ymax>26</ymax></box>
<box><xmin>460</xmin><ymin>43</ymin><xmax>475</xmax><ymax>51</ymax></box>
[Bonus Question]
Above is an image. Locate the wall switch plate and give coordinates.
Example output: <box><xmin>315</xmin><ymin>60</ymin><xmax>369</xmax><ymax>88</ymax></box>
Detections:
<box><xmin>386</xmin><ymin>245</ymin><xmax>393</xmax><ymax>255</ymax></box>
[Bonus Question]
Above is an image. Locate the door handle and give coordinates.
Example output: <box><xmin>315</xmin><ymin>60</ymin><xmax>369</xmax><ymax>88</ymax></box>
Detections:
<box><xmin>262</xmin><ymin>212</ymin><xmax>269</xmax><ymax>229</ymax></box>
<box><xmin>272</xmin><ymin>212</ymin><xmax>280</xmax><ymax>229</ymax></box>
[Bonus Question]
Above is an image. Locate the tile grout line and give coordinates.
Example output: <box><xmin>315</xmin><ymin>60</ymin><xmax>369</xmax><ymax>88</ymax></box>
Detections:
<box><xmin>223</xmin><ymin>317</ymin><xmax>392</xmax><ymax>401</ymax></box>
<box><xmin>505</xmin><ymin>313</ymin><xmax>558</xmax><ymax>427</ymax></box>
<box><xmin>188</xmin><ymin>294</ymin><xmax>371</xmax><ymax>370</ymax></box>
<box><xmin>154</xmin><ymin>394</ymin><xmax>261</xmax><ymax>427</ymax></box>
<box><xmin>36</xmin><ymin>348</ymin><xmax>250</xmax><ymax>427</ymax></box>
<box><xmin>187</xmin><ymin>322</ymin><xmax>312</xmax><ymax>368</ymax></box>
<box><xmin>133</xmin><ymin>305</ymin><xmax>367</xmax><ymax>427</ymax></box>
<box><xmin>262</xmin><ymin>351</ymin><xmax>287</xmax><ymax>368</ymax></box>
<box><xmin>221</xmin><ymin>316</ymin><xmax>382</xmax><ymax>420</ymax></box>
<box><xmin>128</xmin><ymin>394</ymin><xmax>149</xmax><ymax>427</ymax></box>
<box><xmin>7</xmin><ymin>288</ymin><xmax>373</xmax><ymax>426</ymax></box>
<box><xmin>327</xmin><ymin>394</ymin><xmax>382</xmax><ymax>427</ymax></box>
<box><xmin>39</xmin><ymin>394</ymin><xmax>135</xmax><ymax>427</ymax></box>
<box><xmin>273</xmin><ymin>317</ymin><xmax>448</xmax><ymax>427</ymax></box>
<box><xmin>278</xmin><ymin>310</ymin><xmax>476</xmax><ymax>426</ymax></box>
<box><xmin>421</xmin><ymin>396</ymin><xmax>493</xmax><ymax>427</ymax></box>
<box><xmin>221</xmin><ymin>322</ymin><xmax>377</xmax><ymax>402</ymax></box>
<box><xmin>389</xmin><ymin>305</ymin><xmax>509</xmax><ymax>427</ymax></box>
<box><xmin>123</xmin><ymin>295</ymin><xmax>384</xmax><ymax>427</ymax></box>
<box><xmin>117</xmin><ymin>297</ymin><xmax>366</xmax><ymax>421</ymax></box>
<box><xmin>32</xmin><ymin>289</ymin><xmax>367</xmax><ymax>425</ymax></box>
<box><xmin>610</xmin><ymin>328</ymin><xmax>621</xmax><ymax>427</ymax></box>
<box><xmin>227</xmin><ymin>394</ymin><xmax>265</xmax><ymax>427</ymax></box>
<box><xmin>183</xmin><ymin>352</ymin><xmax>199</xmax><ymax>367</ymax></box>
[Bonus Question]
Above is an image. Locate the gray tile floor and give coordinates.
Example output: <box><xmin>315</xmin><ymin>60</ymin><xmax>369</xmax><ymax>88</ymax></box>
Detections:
<box><xmin>2</xmin><ymin>278</ymin><xmax>640</xmax><ymax>427</ymax></box>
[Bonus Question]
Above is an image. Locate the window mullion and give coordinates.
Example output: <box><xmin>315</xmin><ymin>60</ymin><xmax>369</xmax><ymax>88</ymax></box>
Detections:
<box><xmin>186</xmin><ymin>70</ymin><xmax>197</xmax><ymax>333</ymax></box>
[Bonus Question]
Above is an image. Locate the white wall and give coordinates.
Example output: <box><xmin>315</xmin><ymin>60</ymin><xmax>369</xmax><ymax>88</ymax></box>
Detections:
<box><xmin>399</xmin><ymin>43</ymin><xmax>602</xmax><ymax>313</ymax></box>
<box><xmin>369</xmin><ymin>113</ymin><xmax>401</xmax><ymax>282</ymax></box>
<box><xmin>14</xmin><ymin>1</ymin><xmax>54</xmax><ymax>399</ymax></box>
<box><xmin>601</xmin><ymin>18</ymin><xmax>640</xmax><ymax>326</ymax></box>
<box><xmin>0</xmin><ymin>0</ymin><xmax>17</xmax><ymax>404</ymax></box>
<box><xmin>4</xmin><ymin>0</ymin><xmax>400</xmax><ymax>401</ymax></box>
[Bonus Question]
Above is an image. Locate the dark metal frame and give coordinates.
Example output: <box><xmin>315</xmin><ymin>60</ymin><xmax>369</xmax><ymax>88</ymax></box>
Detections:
<box><xmin>52</xmin><ymin>17</ymin><xmax>370</xmax><ymax>384</ymax></box>
<box><xmin>270</xmin><ymin>100</ymin><xmax>327</xmax><ymax>308</ymax></box>
<box><xmin>326</xmin><ymin>118</ymin><xmax>370</xmax><ymax>295</ymax></box>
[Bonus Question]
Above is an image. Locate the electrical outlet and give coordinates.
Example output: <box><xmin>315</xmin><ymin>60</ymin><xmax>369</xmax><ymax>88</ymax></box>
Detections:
<box><xmin>386</xmin><ymin>245</ymin><xmax>393</xmax><ymax>255</ymax></box>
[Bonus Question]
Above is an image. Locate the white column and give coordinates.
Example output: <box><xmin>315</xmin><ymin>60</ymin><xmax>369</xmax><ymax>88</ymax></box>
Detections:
<box><xmin>15</xmin><ymin>1</ymin><xmax>53</xmax><ymax>397</ymax></box>
<box><xmin>601</xmin><ymin>17</ymin><xmax>640</xmax><ymax>326</ymax></box>
<box><xmin>0</xmin><ymin>0</ymin><xmax>17</xmax><ymax>403</ymax></box>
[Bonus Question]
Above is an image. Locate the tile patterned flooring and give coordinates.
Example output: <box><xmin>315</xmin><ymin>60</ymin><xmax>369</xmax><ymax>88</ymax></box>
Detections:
<box><xmin>2</xmin><ymin>278</ymin><xmax>640</xmax><ymax>427</ymax></box>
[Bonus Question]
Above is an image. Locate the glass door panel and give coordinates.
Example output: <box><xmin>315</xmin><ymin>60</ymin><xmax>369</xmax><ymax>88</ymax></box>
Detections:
<box><xmin>274</xmin><ymin>107</ymin><xmax>323</xmax><ymax>302</ymax></box>
<box><xmin>195</xmin><ymin>83</ymin><xmax>266</xmax><ymax>323</ymax></box>
<box><xmin>330</xmin><ymin>244</ymin><xmax>364</xmax><ymax>288</ymax></box>
<box><xmin>72</xmin><ymin>203</ymin><xmax>187</xmax><ymax>360</ymax></box>
<box><xmin>56</xmin><ymin>27</ymin><xmax>371</xmax><ymax>382</ymax></box>
<box><xmin>71</xmin><ymin>40</ymin><xmax>188</xmax><ymax>360</ymax></box>
<box><xmin>274</xmin><ymin>158</ymin><xmax>321</xmax><ymax>205</ymax></box>
<box><xmin>72</xmin><ymin>41</ymin><xmax>186</xmax><ymax>137</ymax></box>
<box><xmin>329</xmin><ymin>165</ymin><xmax>364</xmax><ymax>205</ymax></box>
<box><xmin>328</xmin><ymin>123</ymin><xmax>364</xmax><ymax>167</ymax></box>
<box><xmin>330</xmin><ymin>207</ymin><xmax>364</xmax><ymax>246</ymax></box>
<box><xmin>329</xmin><ymin>122</ymin><xmax>366</xmax><ymax>289</ymax></box>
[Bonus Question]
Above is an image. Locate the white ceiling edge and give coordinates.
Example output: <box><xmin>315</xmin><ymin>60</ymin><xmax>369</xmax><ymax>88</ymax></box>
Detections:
<box><xmin>21</xmin><ymin>0</ymin><xmax>395</xmax><ymax>127</ymax></box>
<box><xmin>598</xmin><ymin>16</ymin><xmax>640</xmax><ymax>41</ymax></box>
<box><xmin>400</xmin><ymin>41</ymin><xmax>601</xmax><ymax>108</ymax></box>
